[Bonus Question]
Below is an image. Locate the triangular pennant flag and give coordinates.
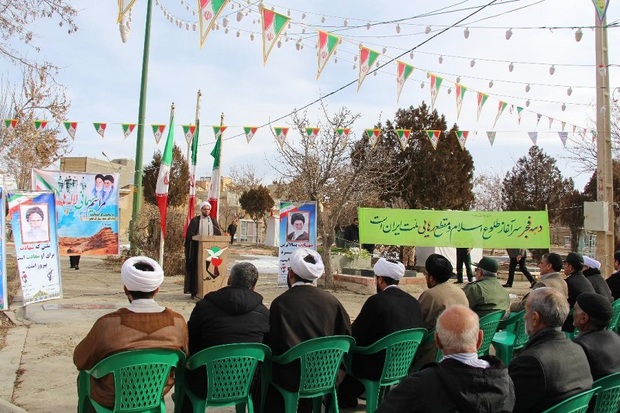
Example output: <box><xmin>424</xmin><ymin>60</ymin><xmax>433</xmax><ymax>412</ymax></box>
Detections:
<box><xmin>486</xmin><ymin>131</ymin><xmax>496</xmax><ymax>146</ymax></box>
<box><xmin>591</xmin><ymin>129</ymin><xmax>597</xmax><ymax>143</ymax></box>
<box><xmin>336</xmin><ymin>128</ymin><xmax>351</xmax><ymax>146</ymax></box>
<box><xmin>34</xmin><ymin>120</ymin><xmax>48</xmax><ymax>131</ymax></box>
<box><xmin>243</xmin><ymin>126</ymin><xmax>258</xmax><ymax>143</ymax></box>
<box><xmin>476</xmin><ymin>92</ymin><xmax>488</xmax><ymax>121</ymax></box>
<box><xmin>152</xmin><ymin>124</ymin><xmax>166</xmax><ymax>144</ymax></box>
<box><xmin>396</xmin><ymin>129</ymin><xmax>411</xmax><ymax>151</ymax></box>
<box><xmin>213</xmin><ymin>125</ymin><xmax>227</xmax><ymax>140</ymax></box>
<box><xmin>305</xmin><ymin>127</ymin><xmax>320</xmax><ymax>145</ymax></box>
<box><xmin>182</xmin><ymin>125</ymin><xmax>197</xmax><ymax>146</ymax></box>
<box><xmin>592</xmin><ymin>0</ymin><xmax>611</xmax><ymax>23</ymax></box>
<box><xmin>64</xmin><ymin>121</ymin><xmax>78</xmax><ymax>140</ymax></box>
<box><xmin>396</xmin><ymin>61</ymin><xmax>414</xmax><ymax>102</ymax></box>
<box><xmin>561</xmin><ymin>121</ymin><xmax>566</xmax><ymax>132</ymax></box>
<box><xmin>198</xmin><ymin>0</ymin><xmax>230</xmax><ymax>47</ymax></box>
<box><xmin>365</xmin><ymin>128</ymin><xmax>381</xmax><ymax>149</ymax></box>
<box><xmin>426</xmin><ymin>130</ymin><xmax>441</xmax><ymax>150</ymax></box>
<box><xmin>536</xmin><ymin>113</ymin><xmax>542</xmax><ymax>127</ymax></box>
<box><xmin>572</xmin><ymin>125</ymin><xmax>577</xmax><ymax>134</ymax></box>
<box><xmin>273</xmin><ymin>127</ymin><xmax>289</xmax><ymax>147</ymax></box>
<box><xmin>516</xmin><ymin>106</ymin><xmax>524</xmax><ymax>124</ymax></box>
<box><xmin>558</xmin><ymin>131</ymin><xmax>568</xmax><ymax>147</ymax></box>
<box><xmin>430</xmin><ymin>74</ymin><xmax>443</xmax><ymax>111</ymax></box>
<box><xmin>93</xmin><ymin>122</ymin><xmax>107</xmax><ymax>138</ymax></box>
<box><xmin>528</xmin><ymin>131</ymin><xmax>538</xmax><ymax>145</ymax></box>
<box><xmin>261</xmin><ymin>7</ymin><xmax>290</xmax><ymax>65</ymax></box>
<box><xmin>548</xmin><ymin>117</ymin><xmax>554</xmax><ymax>130</ymax></box>
<box><xmin>358</xmin><ymin>45</ymin><xmax>380</xmax><ymax>91</ymax></box>
<box><xmin>454</xmin><ymin>130</ymin><xmax>469</xmax><ymax>150</ymax></box>
<box><xmin>317</xmin><ymin>31</ymin><xmax>340</xmax><ymax>79</ymax></box>
<box><xmin>493</xmin><ymin>101</ymin><xmax>508</xmax><ymax>128</ymax></box>
<box><xmin>117</xmin><ymin>0</ymin><xmax>137</xmax><ymax>23</ymax></box>
<box><xmin>455</xmin><ymin>84</ymin><xmax>467</xmax><ymax>120</ymax></box>
<box><xmin>4</xmin><ymin>119</ymin><xmax>17</xmax><ymax>130</ymax></box>
<box><xmin>121</xmin><ymin>123</ymin><xmax>136</xmax><ymax>139</ymax></box>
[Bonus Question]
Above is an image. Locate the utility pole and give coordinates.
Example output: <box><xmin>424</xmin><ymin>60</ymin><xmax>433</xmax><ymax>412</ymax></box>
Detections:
<box><xmin>594</xmin><ymin>10</ymin><xmax>614</xmax><ymax>274</ymax></box>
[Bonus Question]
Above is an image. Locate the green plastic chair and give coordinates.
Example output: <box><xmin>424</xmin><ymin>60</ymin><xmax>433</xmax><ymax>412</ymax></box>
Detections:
<box><xmin>565</xmin><ymin>308</ymin><xmax>579</xmax><ymax>339</ymax></box>
<box><xmin>260</xmin><ymin>335</ymin><xmax>355</xmax><ymax>413</ymax></box>
<box><xmin>491</xmin><ymin>310</ymin><xmax>528</xmax><ymax>365</ymax></box>
<box><xmin>176</xmin><ymin>343</ymin><xmax>270</xmax><ymax>413</ymax></box>
<box><xmin>77</xmin><ymin>348</ymin><xmax>186</xmax><ymax>413</ymax></box>
<box><xmin>591</xmin><ymin>372</ymin><xmax>620</xmax><ymax>413</ymax></box>
<box><xmin>477</xmin><ymin>310</ymin><xmax>505</xmax><ymax>356</ymax></box>
<box><xmin>541</xmin><ymin>387</ymin><xmax>600</xmax><ymax>413</ymax></box>
<box><xmin>608</xmin><ymin>299</ymin><xmax>620</xmax><ymax>333</ymax></box>
<box><xmin>345</xmin><ymin>328</ymin><xmax>427</xmax><ymax>413</ymax></box>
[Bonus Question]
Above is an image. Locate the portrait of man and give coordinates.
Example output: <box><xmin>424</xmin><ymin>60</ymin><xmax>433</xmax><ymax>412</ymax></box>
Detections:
<box><xmin>287</xmin><ymin>212</ymin><xmax>309</xmax><ymax>242</ymax></box>
<box><xmin>100</xmin><ymin>175</ymin><xmax>116</xmax><ymax>206</ymax></box>
<box><xmin>21</xmin><ymin>205</ymin><xmax>50</xmax><ymax>244</ymax></box>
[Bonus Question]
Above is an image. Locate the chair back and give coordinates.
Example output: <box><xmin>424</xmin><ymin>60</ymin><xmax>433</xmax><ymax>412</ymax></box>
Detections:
<box><xmin>79</xmin><ymin>348</ymin><xmax>185</xmax><ymax>413</ymax></box>
<box><xmin>541</xmin><ymin>387</ymin><xmax>600</xmax><ymax>413</ymax></box>
<box><xmin>592</xmin><ymin>372</ymin><xmax>620</xmax><ymax>413</ymax></box>
<box><xmin>274</xmin><ymin>335</ymin><xmax>355</xmax><ymax>398</ymax></box>
<box><xmin>477</xmin><ymin>310</ymin><xmax>505</xmax><ymax>356</ymax></box>
<box><xmin>186</xmin><ymin>342</ymin><xmax>271</xmax><ymax>408</ymax></box>
<box><xmin>499</xmin><ymin>310</ymin><xmax>529</xmax><ymax>350</ymax></box>
<box><xmin>609</xmin><ymin>299</ymin><xmax>620</xmax><ymax>333</ymax></box>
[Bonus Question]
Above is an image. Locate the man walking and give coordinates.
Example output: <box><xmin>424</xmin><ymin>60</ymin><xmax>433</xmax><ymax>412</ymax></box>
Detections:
<box><xmin>504</xmin><ymin>248</ymin><xmax>536</xmax><ymax>288</ymax></box>
<box><xmin>455</xmin><ymin>247</ymin><xmax>474</xmax><ymax>284</ymax></box>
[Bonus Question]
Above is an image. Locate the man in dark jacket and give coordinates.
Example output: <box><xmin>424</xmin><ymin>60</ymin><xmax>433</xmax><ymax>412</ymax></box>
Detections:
<box><xmin>504</xmin><ymin>248</ymin><xmax>536</xmax><ymax>288</ymax></box>
<box><xmin>337</xmin><ymin>258</ymin><xmax>424</xmax><ymax>408</ymax></box>
<box><xmin>562</xmin><ymin>252</ymin><xmax>596</xmax><ymax>332</ymax></box>
<box><xmin>607</xmin><ymin>251</ymin><xmax>620</xmax><ymax>300</ymax></box>
<box><xmin>509</xmin><ymin>287</ymin><xmax>593</xmax><ymax>413</ymax></box>
<box><xmin>377</xmin><ymin>305</ymin><xmax>515</xmax><ymax>413</ymax></box>
<box><xmin>582</xmin><ymin>256</ymin><xmax>614</xmax><ymax>302</ymax></box>
<box><xmin>573</xmin><ymin>292</ymin><xmax>620</xmax><ymax>380</ymax></box>
<box><xmin>182</xmin><ymin>262</ymin><xmax>269</xmax><ymax>411</ymax></box>
<box><xmin>343</xmin><ymin>218</ymin><xmax>359</xmax><ymax>248</ymax></box>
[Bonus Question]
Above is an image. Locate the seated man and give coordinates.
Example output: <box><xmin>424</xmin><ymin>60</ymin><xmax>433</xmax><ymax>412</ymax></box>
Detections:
<box><xmin>563</xmin><ymin>252</ymin><xmax>595</xmax><ymax>332</ymax></box>
<box><xmin>509</xmin><ymin>287</ymin><xmax>593</xmax><ymax>413</ymax></box>
<box><xmin>263</xmin><ymin>248</ymin><xmax>352</xmax><ymax>412</ymax></box>
<box><xmin>511</xmin><ymin>252</ymin><xmax>568</xmax><ymax>312</ymax></box>
<box><xmin>182</xmin><ymin>262</ymin><xmax>270</xmax><ymax>411</ymax></box>
<box><xmin>73</xmin><ymin>257</ymin><xmax>188</xmax><ymax>410</ymax></box>
<box><xmin>573</xmin><ymin>292</ymin><xmax>620</xmax><ymax>380</ymax></box>
<box><xmin>337</xmin><ymin>258</ymin><xmax>424</xmax><ymax>408</ymax></box>
<box><xmin>376</xmin><ymin>306</ymin><xmax>515</xmax><ymax>413</ymax></box>
<box><xmin>582</xmin><ymin>256</ymin><xmax>614</xmax><ymax>302</ymax></box>
<box><xmin>464</xmin><ymin>257</ymin><xmax>510</xmax><ymax>317</ymax></box>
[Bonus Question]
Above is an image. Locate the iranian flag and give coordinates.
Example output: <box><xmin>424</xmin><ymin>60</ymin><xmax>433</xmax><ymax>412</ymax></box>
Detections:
<box><xmin>358</xmin><ymin>45</ymin><xmax>380</xmax><ymax>91</ymax></box>
<box><xmin>4</xmin><ymin>119</ymin><xmax>17</xmax><ymax>130</ymax></box>
<box><xmin>336</xmin><ymin>128</ymin><xmax>350</xmax><ymax>147</ymax></box>
<box><xmin>184</xmin><ymin>120</ymin><xmax>200</xmax><ymax>237</ymax></box>
<box><xmin>155</xmin><ymin>109</ymin><xmax>175</xmax><ymax>238</ymax></box>
<box><xmin>476</xmin><ymin>92</ymin><xmax>488</xmax><ymax>122</ymax></box>
<box><xmin>396</xmin><ymin>61</ymin><xmax>414</xmax><ymax>102</ymax></box>
<box><xmin>430</xmin><ymin>74</ymin><xmax>443</xmax><ymax>111</ymax></box>
<box><xmin>244</xmin><ymin>126</ymin><xmax>258</xmax><ymax>143</ymax></box>
<box><xmin>152</xmin><ymin>124</ymin><xmax>166</xmax><ymax>144</ymax></box>
<box><xmin>396</xmin><ymin>129</ymin><xmax>411</xmax><ymax>151</ymax></box>
<box><xmin>64</xmin><ymin>122</ymin><xmax>78</xmax><ymax>140</ymax></box>
<box><xmin>93</xmin><ymin>122</ymin><xmax>107</xmax><ymax>138</ymax></box>
<box><xmin>261</xmin><ymin>7</ymin><xmax>290</xmax><ymax>65</ymax></box>
<box><xmin>493</xmin><ymin>101</ymin><xmax>508</xmax><ymax>128</ymax></box>
<box><xmin>365</xmin><ymin>129</ymin><xmax>380</xmax><ymax>149</ymax></box>
<box><xmin>34</xmin><ymin>120</ymin><xmax>48</xmax><ymax>131</ymax></box>
<box><xmin>207</xmin><ymin>126</ymin><xmax>225</xmax><ymax>219</ymax></box>
<box><xmin>274</xmin><ymin>127</ymin><xmax>289</xmax><ymax>147</ymax></box>
<box><xmin>198</xmin><ymin>0</ymin><xmax>230</xmax><ymax>47</ymax></box>
<box><xmin>122</xmin><ymin>123</ymin><xmax>136</xmax><ymax>139</ymax></box>
<box><xmin>455</xmin><ymin>130</ymin><xmax>469</xmax><ymax>150</ymax></box>
<box><xmin>455</xmin><ymin>84</ymin><xmax>467</xmax><ymax>120</ymax></box>
<box><xmin>317</xmin><ymin>31</ymin><xmax>340</xmax><ymax>79</ymax></box>
<box><xmin>306</xmin><ymin>127</ymin><xmax>320</xmax><ymax>145</ymax></box>
<box><xmin>426</xmin><ymin>130</ymin><xmax>441</xmax><ymax>150</ymax></box>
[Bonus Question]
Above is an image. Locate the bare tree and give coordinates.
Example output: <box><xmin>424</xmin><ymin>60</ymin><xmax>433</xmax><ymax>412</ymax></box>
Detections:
<box><xmin>228</xmin><ymin>164</ymin><xmax>264</xmax><ymax>194</ymax></box>
<box><xmin>0</xmin><ymin>66</ymin><xmax>70</xmax><ymax>188</ymax></box>
<box><xmin>472</xmin><ymin>172</ymin><xmax>504</xmax><ymax>211</ymax></box>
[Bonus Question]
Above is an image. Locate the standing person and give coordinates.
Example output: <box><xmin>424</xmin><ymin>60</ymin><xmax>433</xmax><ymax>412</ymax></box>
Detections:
<box><xmin>343</xmin><ymin>218</ymin><xmax>359</xmax><ymax>249</ymax></box>
<box><xmin>68</xmin><ymin>247</ymin><xmax>82</xmax><ymax>271</ymax></box>
<box><xmin>455</xmin><ymin>247</ymin><xmax>473</xmax><ymax>284</ymax></box>
<box><xmin>227</xmin><ymin>220</ymin><xmax>237</xmax><ymax>245</ymax></box>
<box><xmin>607</xmin><ymin>250</ymin><xmax>620</xmax><ymax>301</ymax></box>
<box><xmin>184</xmin><ymin>202</ymin><xmax>221</xmax><ymax>299</ymax></box>
<box><xmin>504</xmin><ymin>248</ymin><xmax>537</xmax><ymax>288</ymax></box>
<box><xmin>509</xmin><ymin>287</ymin><xmax>592</xmax><ymax>413</ymax></box>
<box><xmin>73</xmin><ymin>257</ymin><xmax>188</xmax><ymax>410</ymax></box>
<box><xmin>582</xmin><ymin>256</ymin><xmax>614</xmax><ymax>302</ymax></box>
<box><xmin>337</xmin><ymin>258</ymin><xmax>424</xmax><ymax>409</ymax></box>
<box><xmin>572</xmin><ymin>292</ymin><xmax>620</xmax><ymax>380</ymax></box>
<box><xmin>376</xmin><ymin>306</ymin><xmax>515</xmax><ymax>413</ymax></box>
<box><xmin>262</xmin><ymin>248</ymin><xmax>352</xmax><ymax>412</ymax></box>
<box><xmin>464</xmin><ymin>257</ymin><xmax>510</xmax><ymax>317</ymax></box>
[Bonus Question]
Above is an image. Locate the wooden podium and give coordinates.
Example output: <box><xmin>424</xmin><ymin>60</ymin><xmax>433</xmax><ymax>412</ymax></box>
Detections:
<box><xmin>192</xmin><ymin>235</ymin><xmax>230</xmax><ymax>297</ymax></box>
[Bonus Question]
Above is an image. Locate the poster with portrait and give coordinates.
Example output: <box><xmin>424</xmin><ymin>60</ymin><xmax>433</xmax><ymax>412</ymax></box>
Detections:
<box><xmin>8</xmin><ymin>191</ymin><xmax>62</xmax><ymax>305</ymax></box>
<box><xmin>278</xmin><ymin>201</ymin><xmax>317</xmax><ymax>285</ymax></box>
<box><xmin>0</xmin><ymin>187</ymin><xmax>7</xmax><ymax>310</ymax></box>
<box><xmin>31</xmin><ymin>169</ymin><xmax>120</xmax><ymax>256</ymax></box>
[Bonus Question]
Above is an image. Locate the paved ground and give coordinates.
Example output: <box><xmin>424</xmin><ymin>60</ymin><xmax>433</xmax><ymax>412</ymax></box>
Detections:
<box><xmin>0</xmin><ymin>246</ymin><xmax>532</xmax><ymax>412</ymax></box>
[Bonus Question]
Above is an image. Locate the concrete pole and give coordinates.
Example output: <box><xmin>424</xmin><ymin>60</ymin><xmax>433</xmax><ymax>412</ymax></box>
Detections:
<box><xmin>594</xmin><ymin>11</ymin><xmax>614</xmax><ymax>274</ymax></box>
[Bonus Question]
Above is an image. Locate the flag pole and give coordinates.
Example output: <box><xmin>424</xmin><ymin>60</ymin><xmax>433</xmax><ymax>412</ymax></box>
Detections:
<box><xmin>184</xmin><ymin>90</ymin><xmax>202</xmax><ymax>237</ymax></box>
<box><xmin>159</xmin><ymin>102</ymin><xmax>175</xmax><ymax>266</ymax></box>
<box><xmin>216</xmin><ymin>112</ymin><xmax>224</xmax><ymax>220</ymax></box>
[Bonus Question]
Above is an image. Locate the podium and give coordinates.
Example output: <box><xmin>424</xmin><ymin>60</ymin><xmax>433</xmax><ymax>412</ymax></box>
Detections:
<box><xmin>192</xmin><ymin>235</ymin><xmax>230</xmax><ymax>297</ymax></box>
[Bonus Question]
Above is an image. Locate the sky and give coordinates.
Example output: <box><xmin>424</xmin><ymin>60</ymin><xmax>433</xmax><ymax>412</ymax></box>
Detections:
<box><xmin>3</xmin><ymin>0</ymin><xmax>620</xmax><ymax>191</ymax></box>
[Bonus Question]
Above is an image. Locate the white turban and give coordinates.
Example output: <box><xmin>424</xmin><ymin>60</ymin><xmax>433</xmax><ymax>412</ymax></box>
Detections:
<box><xmin>199</xmin><ymin>201</ymin><xmax>210</xmax><ymax>209</ymax></box>
<box><xmin>121</xmin><ymin>256</ymin><xmax>164</xmax><ymax>292</ymax></box>
<box><xmin>290</xmin><ymin>248</ymin><xmax>324</xmax><ymax>281</ymax></box>
<box><xmin>583</xmin><ymin>256</ymin><xmax>601</xmax><ymax>270</ymax></box>
<box><xmin>373</xmin><ymin>258</ymin><xmax>405</xmax><ymax>280</ymax></box>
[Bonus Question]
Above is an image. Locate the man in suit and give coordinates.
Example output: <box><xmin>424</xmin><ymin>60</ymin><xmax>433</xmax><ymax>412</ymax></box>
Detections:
<box><xmin>337</xmin><ymin>258</ymin><xmax>424</xmax><ymax>409</ymax></box>
<box><xmin>511</xmin><ymin>252</ymin><xmax>568</xmax><ymax>312</ymax></box>
<box><xmin>184</xmin><ymin>201</ymin><xmax>221</xmax><ymax>299</ymax></box>
<box><xmin>572</xmin><ymin>292</ymin><xmax>620</xmax><ymax>380</ymax></box>
<box><xmin>562</xmin><ymin>252</ymin><xmax>595</xmax><ymax>332</ymax></box>
<box><xmin>509</xmin><ymin>287</ymin><xmax>592</xmax><ymax>413</ymax></box>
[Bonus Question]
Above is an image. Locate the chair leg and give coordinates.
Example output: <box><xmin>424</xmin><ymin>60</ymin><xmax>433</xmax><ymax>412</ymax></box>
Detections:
<box><xmin>237</xmin><ymin>401</ymin><xmax>249</xmax><ymax>413</ymax></box>
<box><xmin>493</xmin><ymin>344</ymin><xmax>514</xmax><ymax>366</ymax></box>
<box><xmin>312</xmin><ymin>396</ymin><xmax>322</xmax><ymax>412</ymax></box>
<box><xmin>363</xmin><ymin>382</ymin><xmax>380</xmax><ymax>413</ymax></box>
